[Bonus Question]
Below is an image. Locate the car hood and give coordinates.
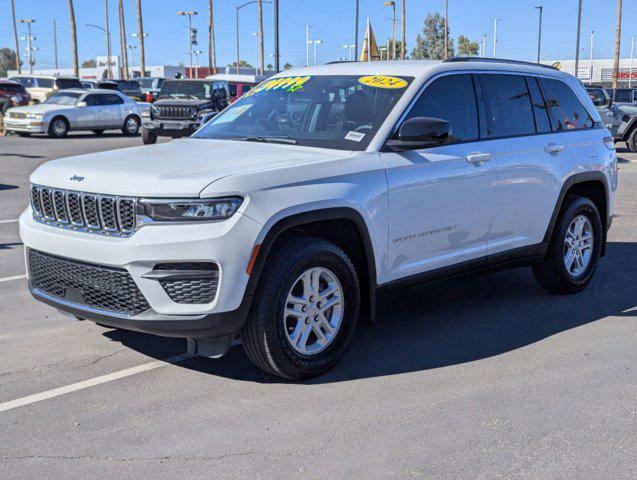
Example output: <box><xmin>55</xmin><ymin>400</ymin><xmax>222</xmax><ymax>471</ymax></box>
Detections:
<box><xmin>30</xmin><ymin>139</ymin><xmax>354</xmax><ymax>197</ymax></box>
<box><xmin>615</xmin><ymin>104</ymin><xmax>637</xmax><ymax>115</ymax></box>
<box><xmin>153</xmin><ymin>99</ymin><xmax>210</xmax><ymax>106</ymax></box>
<box><xmin>9</xmin><ymin>103</ymin><xmax>74</xmax><ymax>114</ymax></box>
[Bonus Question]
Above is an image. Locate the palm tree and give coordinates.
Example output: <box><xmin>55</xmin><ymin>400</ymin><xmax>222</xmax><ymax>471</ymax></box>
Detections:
<box><xmin>68</xmin><ymin>0</ymin><xmax>79</xmax><ymax>77</ymax></box>
<box><xmin>118</xmin><ymin>0</ymin><xmax>129</xmax><ymax>79</ymax></box>
<box><xmin>208</xmin><ymin>0</ymin><xmax>217</xmax><ymax>74</ymax></box>
<box><xmin>257</xmin><ymin>0</ymin><xmax>264</xmax><ymax>75</ymax></box>
<box><xmin>136</xmin><ymin>0</ymin><xmax>146</xmax><ymax>77</ymax></box>
<box><xmin>401</xmin><ymin>0</ymin><xmax>406</xmax><ymax>59</ymax></box>
<box><xmin>10</xmin><ymin>0</ymin><xmax>20</xmax><ymax>73</ymax></box>
<box><xmin>612</xmin><ymin>0</ymin><xmax>623</xmax><ymax>89</ymax></box>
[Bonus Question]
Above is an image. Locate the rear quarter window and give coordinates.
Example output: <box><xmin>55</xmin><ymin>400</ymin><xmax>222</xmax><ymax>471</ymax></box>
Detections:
<box><xmin>540</xmin><ymin>78</ymin><xmax>594</xmax><ymax>130</ymax></box>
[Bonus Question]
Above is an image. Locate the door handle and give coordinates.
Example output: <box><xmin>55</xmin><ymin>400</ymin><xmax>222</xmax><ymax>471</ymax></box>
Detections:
<box><xmin>544</xmin><ymin>143</ymin><xmax>564</xmax><ymax>154</ymax></box>
<box><xmin>466</xmin><ymin>152</ymin><xmax>491</xmax><ymax>164</ymax></box>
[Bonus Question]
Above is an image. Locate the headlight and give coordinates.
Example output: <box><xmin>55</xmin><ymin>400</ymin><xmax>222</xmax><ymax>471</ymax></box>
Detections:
<box><xmin>188</xmin><ymin>107</ymin><xmax>198</xmax><ymax>119</ymax></box>
<box><xmin>140</xmin><ymin>197</ymin><xmax>243</xmax><ymax>222</ymax></box>
<box><xmin>27</xmin><ymin>113</ymin><xmax>43</xmax><ymax>120</ymax></box>
<box><xmin>141</xmin><ymin>110</ymin><xmax>150</xmax><ymax>117</ymax></box>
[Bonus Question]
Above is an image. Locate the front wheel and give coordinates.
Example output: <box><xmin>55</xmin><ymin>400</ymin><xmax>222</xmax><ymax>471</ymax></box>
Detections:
<box><xmin>627</xmin><ymin>128</ymin><xmax>637</xmax><ymax>153</ymax></box>
<box><xmin>48</xmin><ymin>117</ymin><xmax>68</xmax><ymax>138</ymax></box>
<box><xmin>242</xmin><ymin>237</ymin><xmax>360</xmax><ymax>380</ymax></box>
<box><xmin>533</xmin><ymin>195</ymin><xmax>602</xmax><ymax>294</ymax></box>
<box><xmin>141</xmin><ymin>127</ymin><xmax>157</xmax><ymax>145</ymax></box>
<box><xmin>122</xmin><ymin>115</ymin><xmax>140</xmax><ymax>136</ymax></box>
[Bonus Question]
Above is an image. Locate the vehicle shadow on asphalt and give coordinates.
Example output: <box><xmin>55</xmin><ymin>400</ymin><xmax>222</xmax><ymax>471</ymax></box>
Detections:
<box><xmin>16</xmin><ymin>133</ymin><xmax>139</xmax><ymax>140</ymax></box>
<box><xmin>103</xmin><ymin>241</ymin><xmax>637</xmax><ymax>384</ymax></box>
<box><xmin>0</xmin><ymin>183</ymin><xmax>19</xmax><ymax>191</ymax></box>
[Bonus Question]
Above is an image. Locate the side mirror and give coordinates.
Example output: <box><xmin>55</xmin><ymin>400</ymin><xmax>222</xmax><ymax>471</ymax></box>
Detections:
<box><xmin>386</xmin><ymin>117</ymin><xmax>452</xmax><ymax>151</ymax></box>
<box><xmin>77</xmin><ymin>101</ymin><xmax>88</xmax><ymax>108</ymax></box>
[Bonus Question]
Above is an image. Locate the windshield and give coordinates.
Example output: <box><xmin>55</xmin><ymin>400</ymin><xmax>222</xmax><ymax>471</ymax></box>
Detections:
<box><xmin>137</xmin><ymin>78</ymin><xmax>156</xmax><ymax>89</ymax></box>
<box><xmin>159</xmin><ymin>81</ymin><xmax>212</xmax><ymax>100</ymax></box>
<box><xmin>118</xmin><ymin>81</ymin><xmax>141</xmax><ymax>91</ymax></box>
<box><xmin>587</xmin><ymin>88</ymin><xmax>609</xmax><ymax>106</ymax></box>
<box><xmin>44</xmin><ymin>92</ymin><xmax>82</xmax><ymax>105</ymax></box>
<box><xmin>194</xmin><ymin>75</ymin><xmax>413</xmax><ymax>150</ymax></box>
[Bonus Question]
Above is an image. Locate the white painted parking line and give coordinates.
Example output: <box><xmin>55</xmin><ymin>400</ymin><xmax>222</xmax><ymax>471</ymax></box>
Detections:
<box><xmin>0</xmin><ymin>353</ymin><xmax>193</xmax><ymax>414</ymax></box>
<box><xmin>0</xmin><ymin>274</ymin><xmax>26</xmax><ymax>283</ymax></box>
<box><xmin>0</xmin><ymin>219</ymin><xmax>18</xmax><ymax>224</ymax></box>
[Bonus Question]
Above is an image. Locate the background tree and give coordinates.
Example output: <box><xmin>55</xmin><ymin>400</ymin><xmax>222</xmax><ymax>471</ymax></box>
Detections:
<box><xmin>81</xmin><ymin>59</ymin><xmax>97</xmax><ymax>68</ymax></box>
<box><xmin>208</xmin><ymin>0</ymin><xmax>217</xmax><ymax>74</ymax></box>
<box><xmin>266</xmin><ymin>63</ymin><xmax>273</xmax><ymax>70</ymax></box>
<box><xmin>457</xmin><ymin>35</ymin><xmax>479</xmax><ymax>57</ymax></box>
<box><xmin>411</xmin><ymin>12</ymin><xmax>454</xmax><ymax>60</ymax></box>
<box><xmin>0</xmin><ymin>48</ymin><xmax>18</xmax><ymax>77</ymax></box>
<box><xmin>228</xmin><ymin>60</ymin><xmax>252</xmax><ymax>68</ymax></box>
<box><xmin>67</xmin><ymin>0</ymin><xmax>79</xmax><ymax>77</ymax></box>
<box><xmin>283</xmin><ymin>62</ymin><xmax>292</xmax><ymax>70</ymax></box>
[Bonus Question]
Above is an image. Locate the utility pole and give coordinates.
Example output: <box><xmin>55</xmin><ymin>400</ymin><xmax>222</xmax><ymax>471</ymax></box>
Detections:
<box><xmin>342</xmin><ymin>44</ymin><xmax>355</xmax><ymax>61</ymax></box>
<box><xmin>253</xmin><ymin>32</ymin><xmax>259</xmax><ymax>75</ymax></box>
<box><xmin>10</xmin><ymin>0</ymin><xmax>21</xmax><ymax>73</ymax></box>
<box><xmin>354</xmin><ymin>0</ymin><xmax>359</xmax><ymax>60</ymax></box>
<box><xmin>208</xmin><ymin>0</ymin><xmax>216</xmax><ymax>74</ymax></box>
<box><xmin>574</xmin><ymin>0</ymin><xmax>582</xmax><ymax>80</ymax></box>
<box><xmin>127</xmin><ymin>44</ymin><xmax>137</xmax><ymax>78</ymax></box>
<box><xmin>492</xmin><ymin>18</ymin><xmax>499</xmax><ymax>58</ymax></box>
<box><xmin>612</xmin><ymin>0</ymin><xmax>623</xmax><ymax>90</ymax></box>
<box><xmin>535</xmin><ymin>6</ymin><xmax>543</xmax><ymax>63</ymax></box>
<box><xmin>19</xmin><ymin>19</ymin><xmax>36</xmax><ymax>74</ymax></box>
<box><xmin>444</xmin><ymin>0</ymin><xmax>449</xmax><ymax>59</ymax></box>
<box><xmin>273</xmin><ymin>0</ymin><xmax>279</xmax><ymax>72</ymax></box>
<box><xmin>53</xmin><ymin>19</ymin><xmax>58</xmax><ymax>69</ymax></box>
<box><xmin>257</xmin><ymin>0</ymin><xmax>264</xmax><ymax>75</ymax></box>
<box><xmin>306</xmin><ymin>25</ymin><xmax>312</xmax><ymax>67</ymax></box>
<box><xmin>589</xmin><ymin>31</ymin><xmax>594</xmax><ymax>85</ymax></box>
<box><xmin>401</xmin><ymin>0</ymin><xmax>406</xmax><ymax>59</ymax></box>
<box><xmin>104</xmin><ymin>0</ymin><xmax>113</xmax><ymax>78</ymax></box>
<box><xmin>630</xmin><ymin>36</ymin><xmax>634</xmax><ymax>88</ymax></box>
<box><xmin>482</xmin><ymin>34</ymin><xmax>487</xmax><ymax>57</ymax></box>
<box><xmin>192</xmin><ymin>49</ymin><xmax>203</xmax><ymax>78</ymax></box>
<box><xmin>119</xmin><ymin>0</ymin><xmax>129</xmax><ymax>79</ymax></box>
<box><xmin>384</xmin><ymin>1</ymin><xmax>396</xmax><ymax>60</ymax></box>
<box><xmin>311</xmin><ymin>40</ymin><xmax>322</xmax><ymax>66</ymax></box>
<box><xmin>178</xmin><ymin>11</ymin><xmax>198</xmax><ymax>77</ymax></box>
<box><xmin>67</xmin><ymin>0</ymin><xmax>78</xmax><ymax>77</ymax></box>
<box><xmin>135</xmin><ymin>0</ymin><xmax>146</xmax><ymax>77</ymax></box>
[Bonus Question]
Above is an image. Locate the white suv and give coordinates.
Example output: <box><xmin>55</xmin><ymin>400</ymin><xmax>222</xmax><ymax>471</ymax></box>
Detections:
<box><xmin>20</xmin><ymin>59</ymin><xmax>618</xmax><ymax>379</ymax></box>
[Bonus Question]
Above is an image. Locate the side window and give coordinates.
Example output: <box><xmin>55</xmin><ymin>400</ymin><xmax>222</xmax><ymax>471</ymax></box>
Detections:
<box><xmin>83</xmin><ymin>94</ymin><xmax>99</xmax><ymax>106</ymax></box>
<box><xmin>540</xmin><ymin>78</ymin><xmax>594</xmax><ymax>130</ymax></box>
<box><xmin>228</xmin><ymin>84</ymin><xmax>238</xmax><ymax>97</ymax></box>
<box><xmin>478</xmin><ymin>74</ymin><xmax>535</xmax><ymax>138</ymax></box>
<box><xmin>105</xmin><ymin>94</ymin><xmax>124</xmax><ymax>105</ymax></box>
<box><xmin>403</xmin><ymin>74</ymin><xmax>479</xmax><ymax>143</ymax></box>
<box><xmin>527</xmin><ymin>77</ymin><xmax>552</xmax><ymax>133</ymax></box>
<box><xmin>38</xmin><ymin>78</ymin><xmax>53</xmax><ymax>88</ymax></box>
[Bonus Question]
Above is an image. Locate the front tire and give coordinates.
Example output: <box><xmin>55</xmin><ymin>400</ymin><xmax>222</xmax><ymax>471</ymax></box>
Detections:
<box><xmin>48</xmin><ymin>117</ymin><xmax>68</xmax><ymax>138</ymax></box>
<box><xmin>122</xmin><ymin>115</ymin><xmax>140</xmax><ymax>136</ymax></box>
<box><xmin>627</xmin><ymin>128</ymin><xmax>637</xmax><ymax>153</ymax></box>
<box><xmin>242</xmin><ymin>237</ymin><xmax>360</xmax><ymax>380</ymax></box>
<box><xmin>141</xmin><ymin>127</ymin><xmax>157</xmax><ymax>144</ymax></box>
<box><xmin>533</xmin><ymin>195</ymin><xmax>602</xmax><ymax>294</ymax></box>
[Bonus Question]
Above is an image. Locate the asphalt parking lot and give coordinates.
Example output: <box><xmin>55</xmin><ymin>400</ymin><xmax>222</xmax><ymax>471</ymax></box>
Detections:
<box><xmin>0</xmin><ymin>132</ymin><xmax>635</xmax><ymax>479</ymax></box>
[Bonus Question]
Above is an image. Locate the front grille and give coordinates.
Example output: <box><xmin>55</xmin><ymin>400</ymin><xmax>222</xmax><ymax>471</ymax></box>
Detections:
<box><xmin>155</xmin><ymin>105</ymin><xmax>193</xmax><ymax>120</ymax></box>
<box><xmin>29</xmin><ymin>249</ymin><xmax>150</xmax><ymax>316</ymax></box>
<box><xmin>30</xmin><ymin>185</ymin><xmax>137</xmax><ymax>237</ymax></box>
<box><xmin>155</xmin><ymin>263</ymin><xmax>219</xmax><ymax>304</ymax></box>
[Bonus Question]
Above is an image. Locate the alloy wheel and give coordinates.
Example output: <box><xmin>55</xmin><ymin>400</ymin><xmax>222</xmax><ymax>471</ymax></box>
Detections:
<box><xmin>563</xmin><ymin>214</ymin><xmax>594</xmax><ymax>277</ymax></box>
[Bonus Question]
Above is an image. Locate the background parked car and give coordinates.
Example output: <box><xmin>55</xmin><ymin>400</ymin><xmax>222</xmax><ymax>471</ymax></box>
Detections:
<box><xmin>0</xmin><ymin>80</ymin><xmax>30</xmax><ymax>113</ymax></box>
<box><xmin>8</xmin><ymin>75</ymin><xmax>83</xmax><ymax>104</ymax></box>
<box><xmin>81</xmin><ymin>81</ymin><xmax>98</xmax><ymax>90</ymax></box>
<box><xmin>137</xmin><ymin>77</ymin><xmax>165</xmax><ymax>102</ymax></box>
<box><xmin>3</xmin><ymin>89</ymin><xmax>142</xmax><ymax>138</ymax></box>
<box><xmin>607</xmin><ymin>88</ymin><xmax>637</xmax><ymax>106</ymax></box>
<box><xmin>206</xmin><ymin>73</ymin><xmax>264</xmax><ymax>103</ymax></box>
<box><xmin>587</xmin><ymin>86</ymin><xmax>637</xmax><ymax>152</ymax></box>
<box><xmin>96</xmin><ymin>80</ymin><xmax>144</xmax><ymax>101</ymax></box>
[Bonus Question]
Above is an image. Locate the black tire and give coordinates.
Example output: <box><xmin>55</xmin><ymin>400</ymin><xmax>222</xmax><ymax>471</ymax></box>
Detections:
<box><xmin>627</xmin><ymin>128</ymin><xmax>637</xmax><ymax>153</ymax></box>
<box><xmin>242</xmin><ymin>236</ymin><xmax>360</xmax><ymax>380</ymax></box>
<box><xmin>122</xmin><ymin>115</ymin><xmax>140</xmax><ymax>136</ymax></box>
<box><xmin>533</xmin><ymin>195</ymin><xmax>602</xmax><ymax>294</ymax></box>
<box><xmin>92</xmin><ymin>129</ymin><xmax>105</xmax><ymax>135</ymax></box>
<box><xmin>17</xmin><ymin>132</ymin><xmax>31</xmax><ymax>137</ymax></box>
<box><xmin>48</xmin><ymin>117</ymin><xmax>68</xmax><ymax>138</ymax></box>
<box><xmin>141</xmin><ymin>127</ymin><xmax>157</xmax><ymax>145</ymax></box>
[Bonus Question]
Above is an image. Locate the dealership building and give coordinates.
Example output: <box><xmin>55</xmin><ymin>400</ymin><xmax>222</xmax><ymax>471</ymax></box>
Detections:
<box><xmin>543</xmin><ymin>58</ymin><xmax>637</xmax><ymax>87</ymax></box>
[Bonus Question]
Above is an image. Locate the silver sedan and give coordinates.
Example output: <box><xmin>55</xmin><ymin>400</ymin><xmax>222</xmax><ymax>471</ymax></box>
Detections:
<box><xmin>3</xmin><ymin>88</ymin><xmax>146</xmax><ymax>138</ymax></box>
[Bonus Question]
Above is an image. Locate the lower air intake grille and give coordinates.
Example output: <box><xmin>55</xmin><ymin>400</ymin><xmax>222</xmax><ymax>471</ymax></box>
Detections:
<box><xmin>155</xmin><ymin>263</ymin><xmax>219</xmax><ymax>304</ymax></box>
<box><xmin>29</xmin><ymin>249</ymin><xmax>150</xmax><ymax>316</ymax></box>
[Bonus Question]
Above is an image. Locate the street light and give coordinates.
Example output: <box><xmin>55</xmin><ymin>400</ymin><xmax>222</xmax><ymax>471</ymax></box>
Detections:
<box><xmin>192</xmin><ymin>49</ymin><xmax>203</xmax><ymax>78</ymax></box>
<box><xmin>236</xmin><ymin>1</ymin><xmax>271</xmax><ymax>75</ymax></box>
<box><xmin>342</xmin><ymin>44</ymin><xmax>355</xmax><ymax>61</ymax></box>
<box><xmin>305</xmin><ymin>25</ymin><xmax>313</xmax><ymax>67</ymax></box>
<box><xmin>87</xmin><ymin>23</ymin><xmax>113</xmax><ymax>78</ymax></box>
<box><xmin>178</xmin><ymin>10</ymin><xmax>198</xmax><ymax>77</ymax></box>
<box><xmin>535</xmin><ymin>6</ymin><xmax>543</xmax><ymax>64</ymax></box>
<box><xmin>492</xmin><ymin>18</ymin><xmax>500</xmax><ymax>58</ymax></box>
<box><xmin>310</xmin><ymin>39</ymin><xmax>322</xmax><ymax>66</ymax></box>
<box><xmin>252</xmin><ymin>32</ymin><xmax>260</xmax><ymax>75</ymax></box>
<box><xmin>384</xmin><ymin>1</ymin><xmax>396</xmax><ymax>60</ymax></box>
<box><xmin>19</xmin><ymin>19</ymin><xmax>36</xmax><ymax>74</ymax></box>
<box><xmin>127</xmin><ymin>44</ymin><xmax>137</xmax><ymax>77</ymax></box>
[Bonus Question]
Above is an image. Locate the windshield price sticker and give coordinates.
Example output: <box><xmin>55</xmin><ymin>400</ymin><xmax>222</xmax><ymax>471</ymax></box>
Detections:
<box><xmin>247</xmin><ymin>76</ymin><xmax>312</xmax><ymax>96</ymax></box>
<box><xmin>358</xmin><ymin>75</ymin><xmax>408</xmax><ymax>89</ymax></box>
<box><xmin>345</xmin><ymin>131</ymin><xmax>366</xmax><ymax>142</ymax></box>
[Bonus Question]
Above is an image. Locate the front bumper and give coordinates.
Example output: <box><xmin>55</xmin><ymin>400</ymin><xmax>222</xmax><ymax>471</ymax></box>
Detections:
<box><xmin>4</xmin><ymin>118</ymin><xmax>47</xmax><ymax>133</ymax></box>
<box><xmin>143</xmin><ymin>119</ymin><xmax>200</xmax><ymax>136</ymax></box>
<box><xmin>20</xmin><ymin>208</ymin><xmax>262</xmax><ymax>337</ymax></box>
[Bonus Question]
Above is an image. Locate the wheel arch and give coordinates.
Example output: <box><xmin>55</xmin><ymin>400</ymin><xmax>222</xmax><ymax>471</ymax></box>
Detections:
<box><xmin>245</xmin><ymin>207</ymin><xmax>378</xmax><ymax>322</ymax></box>
<box><xmin>544</xmin><ymin>171</ymin><xmax>610</xmax><ymax>256</ymax></box>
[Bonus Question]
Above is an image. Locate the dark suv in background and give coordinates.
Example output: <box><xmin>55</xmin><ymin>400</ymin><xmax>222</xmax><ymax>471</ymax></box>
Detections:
<box><xmin>96</xmin><ymin>80</ymin><xmax>144</xmax><ymax>101</ymax></box>
<box><xmin>140</xmin><ymin>79</ymin><xmax>229</xmax><ymax>144</ymax></box>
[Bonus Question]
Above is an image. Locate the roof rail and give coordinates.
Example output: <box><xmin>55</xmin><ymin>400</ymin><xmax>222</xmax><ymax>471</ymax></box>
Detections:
<box><xmin>325</xmin><ymin>60</ymin><xmax>358</xmax><ymax>65</ymax></box>
<box><xmin>444</xmin><ymin>57</ymin><xmax>557</xmax><ymax>70</ymax></box>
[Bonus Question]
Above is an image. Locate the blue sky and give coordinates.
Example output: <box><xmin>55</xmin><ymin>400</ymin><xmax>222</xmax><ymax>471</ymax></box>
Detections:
<box><xmin>2</xmin><ymin>0</ymin><xmax>636</xmax><ymax>70</ymax></box>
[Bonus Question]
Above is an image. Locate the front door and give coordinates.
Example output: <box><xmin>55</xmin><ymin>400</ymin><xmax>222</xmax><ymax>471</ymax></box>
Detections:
<box><xmin>380</xmin><ymin>73</ymin><xmax>496</xmax><ymax>283</ymax></box>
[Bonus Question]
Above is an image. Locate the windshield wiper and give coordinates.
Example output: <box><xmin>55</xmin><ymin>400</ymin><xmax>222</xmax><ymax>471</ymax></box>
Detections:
<box><xmin>240</xmin><ymin>136</ymin><xmax>298</xmax><ymax>145</ymax></box>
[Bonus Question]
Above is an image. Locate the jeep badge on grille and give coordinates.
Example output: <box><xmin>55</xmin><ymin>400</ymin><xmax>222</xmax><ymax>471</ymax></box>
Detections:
<box><xmin>69</xmin><ymin>175</ymin><xmax>85</xmax><ymax>182</ymax></box>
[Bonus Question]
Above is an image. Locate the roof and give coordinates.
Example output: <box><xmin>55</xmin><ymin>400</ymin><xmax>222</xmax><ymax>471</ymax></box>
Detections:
<box><xmin>9</xmin><ymin>74</ymin><xmax>80</xmax><ymax>80</ymax></box>
<box><xmin>206</xmin><ymin>73</ymin><xmax>266</xmax><ymax>84</ymax></box>
<box><xmin>0</xmin><ymin>80</ymin><xmax>21</xmax><ymax>85</ymax></box>
<box><xmin>53</xmin><ymin>88</ymin><xmax>127</xmax><ymax>95</ymax></box>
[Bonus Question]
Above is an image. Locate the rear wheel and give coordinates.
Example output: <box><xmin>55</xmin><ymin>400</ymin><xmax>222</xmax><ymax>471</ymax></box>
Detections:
<box><xmin>48</xmin><ymin>117</ymin><xmax>68</xmax><ymax>138</ymax></box>
<box><xmin>533</xmin><ymin>196</ymin><xmax>602</xmax><ymax>294</ymax></box>
<box><xmin>242</xmin><ymin>237</ymin><xmax>360</xmax><ymax>380</ymax></box>
<box><xmin>122</xmin><ymin>115</ymin><xmax>140</xmax><ymax>136</ymax></box>
<box><xmin>627</xmin><ymin>128</ymin><xmax>637</xmax><ymax>153</ymax></box>
<box><xmin>141</xmin><ymin>127</ymin><xmax>157</xmax><ymax>145</ymax></box>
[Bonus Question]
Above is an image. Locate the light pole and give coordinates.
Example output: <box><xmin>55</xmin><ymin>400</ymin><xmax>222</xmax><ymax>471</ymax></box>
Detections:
<box><xmin>19</xmin><ymin>19</ymin><xmax>36</xmax><ymax>74</ymax></box>
<box><xmin>630</xmin><ymin>36</ymin><xmax>635</xmax><ymax>88</ymax></box>
<box><xmin>178</xmin><ymin>11</ymin><xmax>198</xmax><ymax>77</ymax></box>
<box><xmin>481</xmin><ymin>33</ymin><xmax>487</xmax><ymax>57</ymax></box>
<box><xmin>53</xmin><ymin>19</ymin><xmax>58</xmax><ymax>69</ymax></box>
<box><xmin>127</xmin><ymin>44</ymin><xmax>137</xmax><ymax>77</ymax></box>
<box><xmin>443</xmin><ymin>0</ymin><xmax>448</xmax><ymax>59</ymax></box>
<box><xmin>342</xmin><ymin>44</ymin><xmax>355</xmax><ymax>61</ymax></box>
<box><xmin>384</xmin><ymin>1</ymin><xmax>396</xmax><ymax>60</ymax></box>
<box><xmin>574</xmin><ymin>0</ymin><xmax>582</xmax><ymax>80</ymax></box>
<box><xmin>492</xmin><ymin>18</ymin><xmax>499</xmax><ymax>58</ymax></box>
<box><xmin>306</xmin><ymin>25</ymin><xmax>312</xmax><ymax>67</ymax></box>
<box><xmin>192</xmin><ymin>49</ymin><xmax>203</xmax><ymax>78</ymax></box>
<box><xmin>589</xmin><ymin>31</ymin><xmax>595</xmax><ymax>85</ymax></box>
<box><xmin>535</xmin><ymin>6</ymin><xmax>543</xmax><ymax>63</ymax></box>
<box><xmin>132</xmin><ymin>32</ymin><xmax>148</xmax><ymax>76</ymax></box>
<box><xmin>235</xmin><ymin>1</ymin><xmax>271</xmax><ymax>75</ymax></box>
<box><xmin>87</xmin><ymin>23</ymin><xmax>113</xmax><ymax>77</ymax></box>
<box><xmin>311</xmin><ymin>40</ymin><xmax>323</xmax><ymax>66</ymax></box>
<box><xmin>354</xmin><ymin>0</ymin><xmax>359</xmax><ymax>61</ymax></box>
<box><xmin>253</xmin><ymin>32</ymin><xmax>259</xmax><ymax>75</ymax></box>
